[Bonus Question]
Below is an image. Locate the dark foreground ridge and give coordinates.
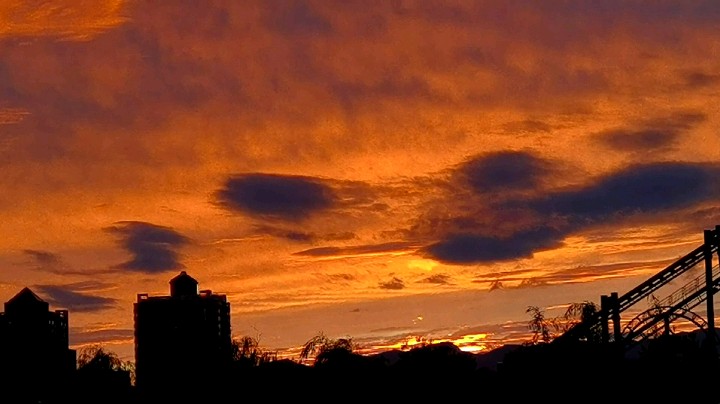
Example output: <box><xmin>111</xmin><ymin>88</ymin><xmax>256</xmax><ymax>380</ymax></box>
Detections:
<box><xmin>0</xmin><ymin>333</ymin><xmax>718</xmax><ymax>403</ymax></box>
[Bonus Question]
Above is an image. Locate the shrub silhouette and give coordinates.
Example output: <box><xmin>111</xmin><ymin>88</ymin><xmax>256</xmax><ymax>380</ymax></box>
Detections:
<box><xmin>74</xmin><ymin>345</ymin><xmax>133</xmax><ymax>404</ymax></box>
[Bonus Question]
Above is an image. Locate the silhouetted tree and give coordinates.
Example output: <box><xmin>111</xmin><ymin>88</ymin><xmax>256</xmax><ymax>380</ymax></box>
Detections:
<box><xmin>77</xmin><ymin>344</ymin><xmax>133</xmax><ymax>373</ymax></box>
<box><xmin>526</xmin><ymin>305</ymin><xmax>554</xmax><ymax>344</ymax></box>
<box><xmin>231</xmin><ymin>335</ymin><xmax>277</xmax><ymax>368</ymax></box>
<box><xmin>560</xmin><ymin>300</ymin><xmax>601</xmax><ymax>342</ymax></box>
<box><xmin>299</xmin><ymin>331</ymin><xmax>356</xmax><ymax>366</ymax></box>
<box><xmin>563</xmin><ymin>301</ymin><xmax>598</xmax><ymax>324</ymax></box>
<box><xmin>75</xmin><ymin>345</ymin><xmax>133</xmax><ymax>403</ymax></box>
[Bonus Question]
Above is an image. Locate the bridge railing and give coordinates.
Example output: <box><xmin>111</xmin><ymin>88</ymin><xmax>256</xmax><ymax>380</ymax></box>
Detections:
<box><xmin>655</xmin><ymin>265</ymin><xmax>720</xmax><ymax>309</ymax></box>
<box><xmin>554</xmin><ymin>226</ymin><xmax>719</xmax><ymax>346</ymax></box>
<box><xmin>621</xmin><ymin>265</ymin><xmax>720</xmax><ymax>345</ymax></box>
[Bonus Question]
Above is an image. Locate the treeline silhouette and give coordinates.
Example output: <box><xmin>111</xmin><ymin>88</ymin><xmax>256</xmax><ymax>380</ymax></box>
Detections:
<box><xmin>2</xmin><ymin>325</ymin><xmax>718</xmax><ymax>403</ymax></box>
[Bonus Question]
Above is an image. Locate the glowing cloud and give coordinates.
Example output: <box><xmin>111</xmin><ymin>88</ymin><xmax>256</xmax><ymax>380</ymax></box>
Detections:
<box><xmin>0</xmin><ymin>0</ymin><xmax>129</xmax><ymax>41</ymax></box>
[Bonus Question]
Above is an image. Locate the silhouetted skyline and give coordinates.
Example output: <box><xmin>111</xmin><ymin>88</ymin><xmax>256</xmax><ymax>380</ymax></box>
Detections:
<box><xmin>1</xmin><ymin>0</ymin><xmax>720</xmax><ymax>365</ymax></box>
<box><xmin>1</xmin><ymin>227</ymin><xmax>719</xmax><ymax>404</ymax></box>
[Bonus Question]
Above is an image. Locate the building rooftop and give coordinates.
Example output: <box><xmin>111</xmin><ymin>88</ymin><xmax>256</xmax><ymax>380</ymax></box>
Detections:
<box><xmin>7</xmin><ymin>287</ymin><xmax>45</xmax><ymax>305</ymax></box>
<box><xmin>170</xmin><ymin>271</ymin><xmax>200</xmax><ymax>297</ymax></box>
<box><xmin>5</xmin><ymin>287</ymin><xmax>49</xmax><ymax>313</ymax></box>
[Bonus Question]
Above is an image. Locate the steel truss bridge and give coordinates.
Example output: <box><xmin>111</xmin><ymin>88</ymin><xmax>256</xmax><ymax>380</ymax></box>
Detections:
<box><xmin>554</xmin><ymin>225</ymin><xmax>720</xmax><ymax>352</ymax></box>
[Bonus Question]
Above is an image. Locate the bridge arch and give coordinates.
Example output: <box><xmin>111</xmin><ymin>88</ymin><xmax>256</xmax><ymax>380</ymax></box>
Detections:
<box><xmin>621</xmin><ymin>306</ymin><xmax>707</xmax><ymax>342</ymax></box>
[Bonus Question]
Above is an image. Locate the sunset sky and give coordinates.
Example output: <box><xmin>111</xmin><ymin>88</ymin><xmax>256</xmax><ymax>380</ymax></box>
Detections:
<box><xmin>1</xmin><ymin>0</ymin><xmax>719</xmax><ymax>362</ymax></box>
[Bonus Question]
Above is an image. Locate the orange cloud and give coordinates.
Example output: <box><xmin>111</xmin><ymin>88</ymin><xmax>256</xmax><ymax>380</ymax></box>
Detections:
<box><xmin>1</xmin><ymin>0</ymin><xmax>719</xmax><ymax>362</ymax></box>
<box><xmin>0</xmin><ymin>0</ymin><xmax>129</xmax><ymax>41</ymax></box>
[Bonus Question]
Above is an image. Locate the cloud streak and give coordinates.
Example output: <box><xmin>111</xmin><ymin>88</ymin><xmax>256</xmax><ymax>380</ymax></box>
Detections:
<box><xmin>36</xmin><ymin>282</ymin><xmax>116</xmax><ymax>312</ymax></box>
<box><xmin>420</xmin><ymin>274</ymin><xmax>453</xmax><ymax>285</ymax></box>
<box><xmin>21</xmin><ymin>249</ymin><xmax>109</xmax><ymax>275</ymax></box>
<box><xmin>105</xmin><ymin>221</ymin><xmax>189</xmax><ymax>273</ymax></box>
<box><xmin>595</xmin><ymin>111</ymin><xmax>705</xmax><ymax>152</ymax></box>
<box><xmin>294</xmin><ymin>241</ymin><xmax>418</xmax><ymax>258</ymax></box>
<box><xmin>23</xmin><ymin>249</ymin><xmax>60</xmax><ymax>266</ymax></box>
<box><xmin>69</xmin><ymin>327</ymin><xmax>135</xmax><ymax>346</ymax></box>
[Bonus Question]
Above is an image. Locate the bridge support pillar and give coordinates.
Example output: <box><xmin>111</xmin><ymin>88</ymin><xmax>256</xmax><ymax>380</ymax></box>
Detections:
<box><xmin>704</xmin><ymin>229</ymin><xmax>716</xmax><ymax>350</ymax></box>
<box><xmin>611</xmin><ymin>292</ymin><xmax>621</xmax><ymax>343</ymax></box>
<box><xmin>600</xmin><ymin>294</ymin><xmax>610</xmax><ymax>344</ymax></box>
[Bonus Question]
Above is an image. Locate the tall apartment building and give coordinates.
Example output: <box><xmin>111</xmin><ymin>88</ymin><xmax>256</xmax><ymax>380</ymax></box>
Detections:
<box><xmin>134</xmin><ymin>271</ymin><xmax>232</xmax><ymax>393</ymax></box>
<box><xmin>0</xmin><ymin>287</ymin><xmax>76</xmax><ymax>394</ymax></box>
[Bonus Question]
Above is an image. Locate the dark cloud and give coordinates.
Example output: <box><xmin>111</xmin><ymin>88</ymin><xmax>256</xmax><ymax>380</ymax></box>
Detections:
<box><xmin>421</xmin><ymin>161</ymin><xmax>720</xmax><ymax>266</ymax></box>
<box><xmin>416</xmin><ymin>1</ymin><xmax>720</xmax><ymax>29</ymax></box>
<box><xmin>682</xmin><ymin>71</ymin><xmax>720</xmax><ymax>88</ymax></box>
<box><xmin>105</xmin><ymin>221</ymin><xmax>189</xmax><ymax>273</ymax></box>
<box><xmin>23</xmin><ymin>249</ymin><xmax>60</xmax><ymax>265</ymax></box>
<box><xmin>216</xmin><ymin>174</ymin><xmax>337</xmax><ymax>221</ymax></box>
<box><xmin>420</xmin><ymin>274</ymin><xmax>453</xmax><ymax>285</ymax></box>
<box><xmin>294</xmin><ymin>241</ymin><xmax>417</xmax><ymax>257</ymax></box>
<box><xmin>598</xmin><ymin>129</ymin><xmax>679</xmax><ymax>152</ymax></box>
<box><xmin>408</xmin><ymin>151</ymin><xmax>562</xmax><ymax>265</ymax></box>
<box><xmin>253</xmin><ymin>224</ymin><xmax>356</xmax><ymax>243</ymax></box>
<box><xmin>21</xmin><ymin>249</ymin><xmax>106</xmax><ymax>275</ymax></box>
<box><xmin>596</xmin><ymin>111</ymin><xmax>705</xmax><ymax>152</ymax></box>
<box><xmin>472</xmin><ymin>268</ymin><xmax>540</xmax><ymax>284</ymax></box>
<box><xmin>517</xmin><ymin>277</ymin><xmax>548</xmax><ymax>288</ymax></box>
<box><xmin>650</xmin><ymin>111</ymin><xmax>707</xmax><ymax>129</ymax></box>
<box><xmin>320</xmin><ymin>231</ymin><xmax>358</xmax><ymax>242</ymax></box>
<box><xmin>36</xmin><ymin>284</ymin><xmax>116</xmax><ymax>312</ymax></box>
<box><xmin>282</xmin><ymin>231</ymin><xmax>313</xmax><ymax>242</ymax></box>
<box><xmin>689</xmin><ymin>206</ymin><xmax>720</xmax><ymax>224</ymax></box>
<box><xmin>265</xmin><ymin>1</ymin><xmax>333</xmax><ymax>35</ymax></box>
<box><xmin>423</xmin><ymin>226</ymin><xmax>565</xmax><ymax>264</ymax></box>
<box><xmin>458</xmin><ymin>151</ymin><xmax>551</xmax><ymax>194</ymax></box>
<box><xmin>330</xmin><ymin>74</ymin><xmax>438</xmax><ymax>107</ymax></box>
<box><xmin>327</xmin><ymin>273</ymin><xmax>356</xmax><ymax>282</ymax></box>
<box><xmin>501</xmin><ymin>119</ymin><xmax>553</xmax><ymax>134</ymax></box>
<box><xmin>379</xmin><ymin>277</ymin><xmax>405</xmax><ymax>290</ymax></box>
<box><xmin>530</xmin><ymin>162</ymin><xmax>720</xmax><ymax>223</ymax></box>
<box><xmin>257</xmin><ymin>226</ymin><xmax>314</xmax><ymax>242</ymax></box>
<box><xmin>488</xmin><ymin>280</ymin><xmax>504</xmax><ymax>291</ymax></box>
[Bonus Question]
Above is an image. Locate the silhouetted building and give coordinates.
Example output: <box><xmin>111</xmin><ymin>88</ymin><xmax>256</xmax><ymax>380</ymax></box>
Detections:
<box><xmin>134</xmin><ymin>271</ymin><xmax>232</xmax><ymax>394</ymax></box>
<box><xmin>0</xmin><ymin>287</ymin><xmax>76</xmax><ymax>396</ymax></box>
